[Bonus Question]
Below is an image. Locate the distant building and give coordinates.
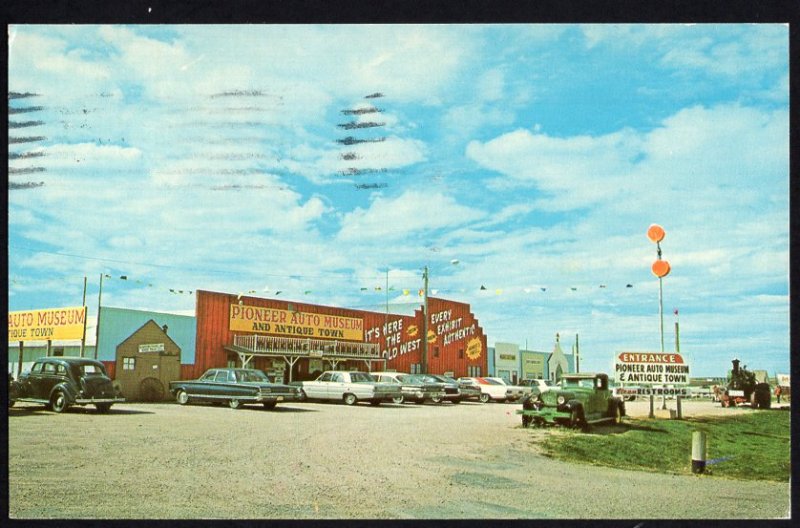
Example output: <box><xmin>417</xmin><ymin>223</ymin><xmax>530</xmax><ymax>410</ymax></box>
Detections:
<box><xmin>489</xmin><ymin>334</ymin><xmax>575</xmax><ymax>382</ymax></box>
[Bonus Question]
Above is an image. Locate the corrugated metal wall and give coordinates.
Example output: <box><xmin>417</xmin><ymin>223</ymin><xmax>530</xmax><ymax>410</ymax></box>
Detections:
<box><xmin>192</xmin><ymin>290</ymin><xmax>488</xmax><ymax>380</ymax></box>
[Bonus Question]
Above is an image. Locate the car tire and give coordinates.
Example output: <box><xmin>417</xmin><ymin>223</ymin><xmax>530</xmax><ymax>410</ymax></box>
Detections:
<box><xmin>392</xmin><ymin>395</ymin><xmax>404</xmax><ymax>404</ymax></box>
<box><xmin>228</xmin><ymin>399</ymin><xmax>242</xmax><ymax>409</ymax></box>
<box><xmin>610</xmin><ymin>402</ymin><xmax>622</xmax><ymax>425</ymax></box>
<box><xmin>263</xmin><ymin>401</ymin><xmax>277</xmax><ymax>410</ymax></box>
<box><xmin>176</xmin><ymin>390</ymin><xmax>189</xmax><ymax>405</ymax></box>
<box><xmin>431</xmin><ymin>395</ymin><xmax>443</xmax><ymax>404</ymax></box>
<box><xmin>479</xmin><ymin>393</ymin><xmax>490</xmax><ymax>403</ymax></box>
<box><xmin>343</xmin><ymin>393</ymin><xmax>357</xmax><ymax>406</ymax></box>
<box><xmin>570</xmin><ymin>406</ymin><xmax>587</xmax><ymax>431</ymax></box>
<box><xmin>50</xmin><ymin>390</ymin><xmax>68</xmax><ymax>413</ymax></box>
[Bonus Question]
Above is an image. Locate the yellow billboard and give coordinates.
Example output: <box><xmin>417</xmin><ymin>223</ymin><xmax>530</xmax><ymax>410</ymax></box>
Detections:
<box><xmin>230</xmin><ymin>304</ymin><xmax>364</xmax><ymax>341</ymax></box>
<box><xmin>8</xmin><ymin>306</ymin><xmax>87</xmax><ymax>342</ymax></box>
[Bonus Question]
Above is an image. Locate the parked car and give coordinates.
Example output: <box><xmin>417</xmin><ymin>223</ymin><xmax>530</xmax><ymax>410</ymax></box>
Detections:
<box><xmin>371</xmin><ymin>372</ymin><xmax>444</xmax><ymax>404</ymax></box>
<box><xmin>297</xmin><ymin>371</ymin><xmax>402</xmax><ymax>406</ymax></box>
<box><xmin>169</xmin><ymin>368</ymin><xmax>301</xmax><ymax>409</ymax></box>
<box><xmin>457</xmin><ymin>376</ymin><xmax>518</xmax><ymax>403</ymax></box>
<box><xmin>518</xmin><ymin>378</ymin><xmax>558</xmax><ymax>396</ymax></box>
<box><xmin>484</xmin><ymin>377</ymin><xmax>528</xmax><ymax>399</ymax></box>
<box><xmin>453</xmin><ymin>377</ymin><xmax>483</xmax><ymax>401</ymax></box>
<box><xmin>419</xmin><ymin>374</ymin><xmax>465</xmax><ymax>403</ymax></box>
<box><xmin>9</xmin><ymin>357</ymin><xmax>125</xmax><ymax>413</ymax></box>
<box><xmin>517</xmin><ymin>372</ymin><xmax>625</xmax><ymax>430</ymax></box>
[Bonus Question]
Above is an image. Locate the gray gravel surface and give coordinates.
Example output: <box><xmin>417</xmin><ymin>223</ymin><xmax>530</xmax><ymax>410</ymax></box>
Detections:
<box><xmin>8</xmin><ymin>398</ymin><xmax>791</xmax><ymax>519</ymax></box>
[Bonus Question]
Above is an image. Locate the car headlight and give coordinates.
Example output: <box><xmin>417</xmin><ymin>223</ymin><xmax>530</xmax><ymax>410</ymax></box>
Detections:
<box><xmin>556</xmin><ymin>395</ymin><xmax>566</xmax><ymax>405</ymax></box>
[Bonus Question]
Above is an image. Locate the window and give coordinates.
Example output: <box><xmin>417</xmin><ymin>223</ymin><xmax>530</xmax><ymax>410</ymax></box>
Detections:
<box><xmin>43</xmin><ymin>363</ymin><xmax>56</xmax><ymax>374</ymax></box>
<box><xmin>215</xmin><ymin>371</ymin><xmax>231</xmax><ymax>382</ymax></box>
<box><xmin>123</xmin><ymin>357</ymin><xmax>136</xmax><ymax>370</ymax></box>
<box><xmin>56</xmin><ymin>364</ymin><xmax>67</xmax><ymax>375</ymax></box>
<box><xmin>227</xmin><ymin>358</ymin><xmax>236</xmax><ymax>368</ymax></box>
<box><xmin>468</xmin><ymin>365</ymin><xmax>482</xmax><ymax>377</ymax></box>
<box><xmin>30</xmin><ymin>363</ymin><xmax>43</xmax><ymax>374</ymax></box>
<box><xmin>433</xmin><ymin>347</ymin><xmax>440</xmax><ymax>358</ymax></box>
<box><xmin>318</xmin><ymin>372</ymin><xmax>333</xmax><ymax>382</ymax></box>
<box><xmin>332</xmin><ymin>373</ymin><xmax>344</xmax><ymax>383</ymax></box>
<box><xmin>201</xmin><ymin>370</ymin><xmax>217</xmax><ymax>380</ymax></box>
<box><xmin>458</xmin><ymin>349</ymin><xmax>464</xmax><ymax>359</ymax></box>
<box><xmin>410</xmin><ymin>363</ymin><xmax>421</xmax><ymax>374</ymax></box>
<box><xmin>53</xmin><ymin>348</ymin><xmax>64</xmax><ymax>357</ymax></box>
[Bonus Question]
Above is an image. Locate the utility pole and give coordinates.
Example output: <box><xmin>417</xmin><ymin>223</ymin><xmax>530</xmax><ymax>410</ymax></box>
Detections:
<box><xmin>575</xmin><ymin>333</ymin><xmax>580</xmax><ymax>373</ymax></box>
<box><xmin>80</xmin><ymin>275</ymin><xmax>87</xmax><ymax>357</ymax></box>
<box><xmin>421</xmin><ymin>265</ymin><xmax>429</xmax><ymax>374</ymax></box>
<box><xmin>94</xmin><ymin>273</ymin><xmax>104</xmax><ymax>360</ymax></box>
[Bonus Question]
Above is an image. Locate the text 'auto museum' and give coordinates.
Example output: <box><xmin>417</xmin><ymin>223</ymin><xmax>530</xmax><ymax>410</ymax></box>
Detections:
<box><xmin>192</xmin><ymin>290</ymin><xmax>488</xmax><ymax>383</ymax></box>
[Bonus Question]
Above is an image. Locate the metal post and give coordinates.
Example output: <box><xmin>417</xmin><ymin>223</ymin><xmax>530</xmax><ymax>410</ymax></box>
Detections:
<box><xmin>649</xmin><ymin>394</ymin><xmax>655</xmax><ymax>419</ymax></box>
<box><xmin>575</xmin><ymin>333</ymin><xmax>580</xmax><ymax>373</ymax></box>
<box><xmin>80</xmin><ymin>276</ymin><xmax>87</xmax><ymax>357</ymax></box>
<box><xmin>46</xmin><ymin>339</ymin><xmax>52</xmax><ymax>357</ymax></box>
<box><xmin>17</xmin><ymin>341</ymin><xmax>24</xmax><ymax>378</ymax></box>
<box><xmin>658</xmin><ymin>242</ymin><xmax>667</xmax><ymax>411</ymax></box>
<box><xmin>94</xmin><ymin>273</ymin><xmax>103</xmax><ymax>360</ymax></box>
<box><xmin>421</xmin><ymin>265</ymin><xmax>429</xmax><ymax>374</ymax></box>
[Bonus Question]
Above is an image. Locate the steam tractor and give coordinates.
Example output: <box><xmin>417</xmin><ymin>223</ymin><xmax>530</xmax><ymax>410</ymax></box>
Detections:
<box><xmin>718</xmin><ymin>358</ymin><xmax>771</xmax><ymax>409</ymax></box>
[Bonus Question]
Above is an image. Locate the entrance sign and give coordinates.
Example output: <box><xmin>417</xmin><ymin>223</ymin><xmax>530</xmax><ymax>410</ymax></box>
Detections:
<box><xmin>615</xmin><ymin>352</ymin><xmax>690</xmax><ymax>385</ymax></box>
<box><xmin>8</xmin><ymin>306</ymin><xmax>87</xmax><ymax>341</ymax></box>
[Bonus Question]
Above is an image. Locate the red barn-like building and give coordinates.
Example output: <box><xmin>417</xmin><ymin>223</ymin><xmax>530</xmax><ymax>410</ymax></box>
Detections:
<box><xmin>190</xmin><ymin>290</ymin><xmax>487</xmax><ymax>382</ymax></box>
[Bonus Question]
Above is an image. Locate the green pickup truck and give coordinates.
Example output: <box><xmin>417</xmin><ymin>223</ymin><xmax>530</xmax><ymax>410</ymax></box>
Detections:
<box><xmin>517</xmin><ymin>372</ymin><xmax>625</xmax><ymax>431</ymax></box>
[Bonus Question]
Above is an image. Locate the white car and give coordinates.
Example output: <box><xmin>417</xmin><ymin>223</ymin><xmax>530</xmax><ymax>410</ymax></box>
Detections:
<box><xmin>519</xmin><ymin>378</ymin><xmax>558</xmax><ymax>395</ymax></box>
<box><xmin>299</xmin><ymin>371</ymin><xmax>402</xmax><ymax>406</ymax></box>
<box><xmin>457</xmin><ymin>377</ymin><xmax>519</xmax><ymax>403</ymax></box>
<box><xmin>484</xmin><ymin>377</ymin><xmax>529</xmax><ymax>399</ymax></box>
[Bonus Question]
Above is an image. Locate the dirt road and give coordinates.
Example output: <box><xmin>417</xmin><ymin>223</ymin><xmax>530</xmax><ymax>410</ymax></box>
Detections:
<box><xmin>7</xmin><ymin>398</ymin><xmax>790</xmax><ymax>519</ymax></box>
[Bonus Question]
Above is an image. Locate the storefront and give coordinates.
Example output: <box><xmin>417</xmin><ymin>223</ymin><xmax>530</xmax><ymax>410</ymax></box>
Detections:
<box><xmin>191</xmin><ymin>290</ymin><xmax>488</xmax><ymax>381</ymax></box>
<box><xmin>493</xmin><ymin>342</ymin><xmax>520</xmax><ymax>383</ymax></box>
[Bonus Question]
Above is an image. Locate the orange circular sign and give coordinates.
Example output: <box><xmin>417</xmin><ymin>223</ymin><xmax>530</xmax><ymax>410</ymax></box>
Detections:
<box><xmin>647</xmin><ymin>224</ymin><xmax>665</xmax><ymax>243</ymax></box>
<box><xmin>652</xmin><ymin>260</ymin><xmax>671</xmax><ymax>278</ymax></box>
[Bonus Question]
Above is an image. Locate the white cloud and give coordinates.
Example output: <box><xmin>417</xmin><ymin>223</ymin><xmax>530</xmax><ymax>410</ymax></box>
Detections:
<box><xmin>337</xmin><ymin>190</ymin><xmax>483</xmax><ymax>241</ymax></box>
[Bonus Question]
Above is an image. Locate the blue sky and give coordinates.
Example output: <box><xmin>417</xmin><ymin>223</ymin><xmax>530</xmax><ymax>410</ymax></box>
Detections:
<box><xmin>8</xmin><ymin>24</ymin><xmax>789</xmax><ymax>377</ymax></box>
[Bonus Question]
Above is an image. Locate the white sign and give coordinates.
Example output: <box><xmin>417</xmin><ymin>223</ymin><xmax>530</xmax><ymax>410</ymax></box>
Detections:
<box><xmin>615</xmin><ymin>352</ymin><xmax>690</xmax><ymax>385</ymax></box>
<box><xmin>777</xmin><ymin>374</ymin><xmax>790</xmax><ymax>386</ymax></box>
<box><xmin>139</xmin><ymin>343</ymin><xmax>165</xmax><ymax>353</ymax></box>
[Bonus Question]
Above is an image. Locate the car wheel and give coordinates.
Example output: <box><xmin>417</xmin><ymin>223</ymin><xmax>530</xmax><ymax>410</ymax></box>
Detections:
<box><xmin>611</xmin><ymin>402</ymin><xmax>622</xmax><ymax>425</ymax></box>
<box><xmin>479</xmin><ymin>393</ymin><xmax>490</xmax><ymax>403</ymax></box>
<box><xmin>176</xmin><ymin>390</ymin><xmax>189</xmax><ymax>405</ymax></box>
<box><xmin>228</xmin><ymin>399</ymin><xmax>242</xmax><ymax>409</ymax></box>
<box><xmin>50</xmin><ymin>390</ymin><xmax>68</xmax><ymax>413</ymax></box>
<box><xmin>263</xmin><ymin>401</ymin><xmax>277</xmax><ymax>410</ymax></box>
<box><xmin>298</xmin><ymin>389</ymin><xmax>307</xmax><ymax>401</ymax></box>
<box><xmin>343</xmin><ymin>393</ymin><xmax>357</xmax><ymax>406</ymax></box>
<box><xmin>431</xmin><ymin>395</ymin><xmax>443</xmax><ymax>404</ymax></box>
<box><xmin>95</xmin><ymin>403</ymin><xmax>112</xmax><ymax>413</ymax></box>
<box><xmin>391</xmin><ymin>395</ymin><xmax>404</xmax><ymax>404</ymax></box>
<box><xmin>522</xmin><ymin>415</ymin><xmax>532</xmax><ymax>428</ymax></box>
<box><xmin>570</xmin><ymin>407</ymin><xmax>587</xmax><ymax>431</ymax></box>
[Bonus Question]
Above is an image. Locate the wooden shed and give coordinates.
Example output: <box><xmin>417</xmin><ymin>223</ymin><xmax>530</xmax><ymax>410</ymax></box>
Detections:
<box><xmin>114</xmin><ymin>319</ymin><xmax>181</xmax><ymax>401</ymax></box>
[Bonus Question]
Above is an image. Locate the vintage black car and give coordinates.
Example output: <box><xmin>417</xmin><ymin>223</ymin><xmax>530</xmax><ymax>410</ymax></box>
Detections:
<box><xmin>169</xmin><ymin>368</ymin><xmax>302</xmax><ymax>409</ymax></box>
<box><xmin>10</xmin><ymin>357</ymin><xmax>124</xmax><ymax>413</ymax></box>
<box><xmin>420</xmin><ymin>374</ymin><xmax>465</xmax><ymax>403</ymax></box>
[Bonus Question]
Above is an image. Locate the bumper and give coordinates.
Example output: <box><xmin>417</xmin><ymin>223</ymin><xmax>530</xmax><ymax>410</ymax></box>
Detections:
<box><xmin>75</xmin><ymin>397</ymin><xmax>126</xmax><ymax>405</ymax></box>
<box><xmin>257</xmin><ymin>392</ymin><xmax>301</xmax><ymax>403</ymax></box>
<box><xmin>516</xmin><ymin>407</ymin><xmax>571</xmax><ymax>424</ymax></box>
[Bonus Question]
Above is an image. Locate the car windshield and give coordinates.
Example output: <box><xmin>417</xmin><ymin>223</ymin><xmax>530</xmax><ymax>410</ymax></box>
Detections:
<box><xmin>236</xmin><ymin>370</ymin><xmax>269</xmax><ymax>382</ymax></box>
<box><xmin>420</xmin><ymin>375</ymin><xmax>441</xmax><ymax>383</ymax></box>
<box><xmin>562</xmin><ymin>378</ymin><xmax>594</xmax><ymax>389</ymax></box>
<box><xmin>400</xmin><ymin>375</ymin><xmax>426</xmax><ymax>384</ymax></box>
<box><xmin>349</xmin><ymin>372</ymin><xmax>374</xmax><ymax>383</ymax></box>
<box><xmin>481</xmin><ymin>378</ymin><xmax>503</xmax><ymax>386</ymax></box>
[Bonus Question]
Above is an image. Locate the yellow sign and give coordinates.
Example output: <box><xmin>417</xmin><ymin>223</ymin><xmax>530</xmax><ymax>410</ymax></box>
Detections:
<box><xmin>466</xmin><ymin>337</ymin><xmax>482</xmax><ymax>360</ymax></box>
<box><xmin>8</xmin><ymin>306</ymin><xmax>87</xmax><ymax>342</ymax></box>
<box><xmin>230</xmin><ymin>304</ymin><xmax>363</xmax><ymax>341</ymax></box>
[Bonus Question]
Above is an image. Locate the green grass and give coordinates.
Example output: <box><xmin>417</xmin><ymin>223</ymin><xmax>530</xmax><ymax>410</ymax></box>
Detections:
<box><xmin>537</xmin><ymin>410</ymin><xmax>791</xmax><ymax>482</ymax></box>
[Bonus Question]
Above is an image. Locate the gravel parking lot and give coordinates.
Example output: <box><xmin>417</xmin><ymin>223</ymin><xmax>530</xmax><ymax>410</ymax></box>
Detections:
<box><xmin>8</xmin><ymin>398</ymin><xmax>791</xmax><ymax>519</ymax></box>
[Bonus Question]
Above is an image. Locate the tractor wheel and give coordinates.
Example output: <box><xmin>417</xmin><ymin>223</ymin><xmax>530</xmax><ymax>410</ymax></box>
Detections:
<box><xmin>139</xmin><ymin>377</ymin><xmax>166</xmax><ymax>402</ymax></box>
